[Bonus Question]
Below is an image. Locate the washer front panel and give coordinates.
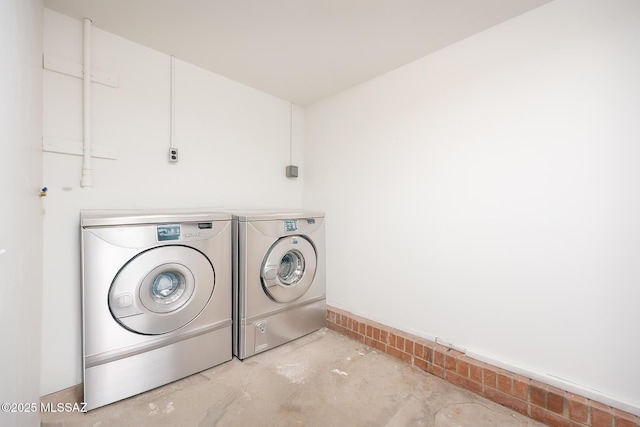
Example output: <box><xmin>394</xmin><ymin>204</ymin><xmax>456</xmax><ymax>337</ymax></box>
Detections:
<box><xmin>233</xmin><ymin>212</ymin><xmax>326</xmax><ymax>359</ymax></box>
<box><xmin>109</xmin><ymin>245</ymin><xmax>214</xmax><ymax>335</ymax></box>
<box><xmin>260</xmin><ymin>235</ymin><xmax>317</xmax><ymax>303</ymax></box>
<box><xmin>81</xmin><ymin>212</ymin><xmax>233</xmax><ymax>410</ymax></box>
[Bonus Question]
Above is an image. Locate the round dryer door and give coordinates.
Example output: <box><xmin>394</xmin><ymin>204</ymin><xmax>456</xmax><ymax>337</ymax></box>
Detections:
<box><xmin>261</xmin><ymin>235</ymin><xmax>317</xmax><ymax>303</ymax></box>
<box><xmin>109</xmin><ymin>245</ymin><xmax>214</xmax><ymax>335</ymax></box>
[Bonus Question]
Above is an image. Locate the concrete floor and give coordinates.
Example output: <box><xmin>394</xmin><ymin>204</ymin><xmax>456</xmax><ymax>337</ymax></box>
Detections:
<box><xmin>41</xmin><ymin>329</ymin><xmax>545</xmax><ymax>427</ymax></box>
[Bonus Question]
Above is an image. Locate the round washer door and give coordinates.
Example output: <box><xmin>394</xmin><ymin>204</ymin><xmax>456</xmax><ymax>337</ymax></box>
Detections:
<box><xmin>109</xmin><ymin>245</ymin><xmax>214</xmax><ymax>335</ymax></box>
<box><xmin>261</xmin><ymin>235</ymin><xmax>317</xmax><ymax>303</ymax></box>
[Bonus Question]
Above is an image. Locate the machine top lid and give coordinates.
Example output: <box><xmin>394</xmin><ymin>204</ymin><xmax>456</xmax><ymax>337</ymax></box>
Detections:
<box><xmin>80</xmin><ymin>208</ymin><xmax>231</xmax><ymax>227</ymax></box>
<box><xmin>230</xmin><ymin>209</ymin><xmax>325</xmax><ymax>222</ymax></box>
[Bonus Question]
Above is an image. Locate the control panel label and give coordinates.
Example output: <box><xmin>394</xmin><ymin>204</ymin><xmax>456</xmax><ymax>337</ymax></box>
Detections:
<box><xmin>157</xmin><ymin>224</ymin><xmax>180</xmax><ymax>241</ymax></box>
<box><xmin>284</xmin><ymin>219</ymin><xmax>298</xmax><ymax>232</ymax></box>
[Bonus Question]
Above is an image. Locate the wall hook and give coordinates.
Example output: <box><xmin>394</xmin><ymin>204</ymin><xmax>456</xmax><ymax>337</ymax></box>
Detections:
<box><xmin>40</xmin><ymin>187</ymin><xmax>48</xmax><ymax>197</ymax></box>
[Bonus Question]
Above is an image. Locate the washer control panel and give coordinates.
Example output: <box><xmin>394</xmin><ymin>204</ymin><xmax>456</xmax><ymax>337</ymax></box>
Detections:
<box><xmin>284</xmin><ymin>219</ymin><xmax>298</xmax><ymax>232</ymax></box>
<box><xmin>157</xmin><ymin>224</ymin><xmax>181</xmax><ymax>241</ymax></box>
<box><xmin>156</xmin><ymin>222</ymin><xmax>217</xmax><ymax>242</ymax></box>
<box><xmin>283</xmin><ymin>218</ymin><xmax>316</xmax><ymax>233</ymax></box>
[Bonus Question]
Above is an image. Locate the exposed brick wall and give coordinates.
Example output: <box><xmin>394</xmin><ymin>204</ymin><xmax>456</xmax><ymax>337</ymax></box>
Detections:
<box><xmin>327</xmin><ymin>306</ymin><xmax>639</xmax><ymax>427</ymax></box>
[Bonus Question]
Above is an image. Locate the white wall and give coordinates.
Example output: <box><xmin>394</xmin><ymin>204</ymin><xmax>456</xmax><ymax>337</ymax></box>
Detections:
<box><xmin>41</xmin><ymin>9</ymin><xmax>304</xmax><ymax>395</ymax></box>
<box><xmin>304</xmin><ymin>0</ymin><xmax>640</xmax><ymax>414</ymax></box>
<box><xmin>0</xmin><ymin>0</ymin><xmax>44</xmax><ymax>426</ymax></box>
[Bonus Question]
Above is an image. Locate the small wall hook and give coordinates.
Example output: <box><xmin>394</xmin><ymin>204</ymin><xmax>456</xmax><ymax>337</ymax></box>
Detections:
<box><xmin>40</xmin><ymin>187</ymin><xmax>48</xmax><ymax>197</ymax></box>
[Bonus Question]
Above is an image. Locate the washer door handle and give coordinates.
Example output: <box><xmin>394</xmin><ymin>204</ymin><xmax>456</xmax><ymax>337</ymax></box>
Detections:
<box><xmin>263</xmin><ymin>266</ymin><xmax>278</xmax><ymax>283</ymax></box>
<box><xmin>110</xmin><ymin>292</ymin><xmax>142</xmax><ymax>318</ymax></box>
<box><xmin>116</xmin><ymin>293</ymin><xmax>134</xmax><ymax>308</ymax></box>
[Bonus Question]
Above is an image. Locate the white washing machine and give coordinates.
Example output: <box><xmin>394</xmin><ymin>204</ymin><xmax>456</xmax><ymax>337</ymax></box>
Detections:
<box><xmin>233</xmin><ymin>210</ymin><xmax>326</xmax><ymax>359</ymax></box>
<box><xmin>80</xmin><ymin>209</ymin><xmax>232</xmax><ymax>410</ymax></box>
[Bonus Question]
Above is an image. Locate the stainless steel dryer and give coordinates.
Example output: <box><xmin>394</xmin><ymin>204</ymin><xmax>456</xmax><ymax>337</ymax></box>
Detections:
<box><xmin>80</xmin><ymin>209</ymin><xmax>232</xmax><ymax>410</ymax></box>
<box><xmin>233</xmin><ymin>210</ymin><xmax>326</xmax><ymax>359</ymax></box>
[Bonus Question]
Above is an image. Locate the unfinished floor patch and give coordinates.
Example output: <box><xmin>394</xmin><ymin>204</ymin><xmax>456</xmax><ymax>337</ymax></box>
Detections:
<box><xmin>276</xmin><ymin>363</ymin><xmax>307</xmax><ymax>384</ymax></box>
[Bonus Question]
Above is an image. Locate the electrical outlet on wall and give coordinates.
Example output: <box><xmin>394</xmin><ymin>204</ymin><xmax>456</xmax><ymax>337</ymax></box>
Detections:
<box><xmin>169</xmin><ymin>147</ymin><xmax>178</xmax><ymax>163</ymax></box>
